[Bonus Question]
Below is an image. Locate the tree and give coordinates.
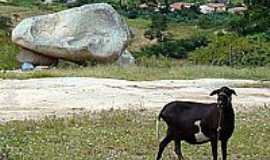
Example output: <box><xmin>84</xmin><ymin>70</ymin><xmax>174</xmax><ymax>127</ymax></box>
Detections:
<box><xmin>0</xmin><ymin>16</ymin><xmax>12</xmax><ymax>36</ymax></box>
<box><xmin>244</xmin><ymin>0</ymin><xmax>270</xmax><ymax>8</ymax></box>
<box><xmin>229</xmin><ymin>0</ymin><xmax>270</xmax><ymax>35</ymax></box>
<box><xmin>164</xmin><ymin>0</ymin><xmax>169</xmax><ymax>13</ymax></box>
<box><xmin>144</xmin><ymin>11</ymin><xmax>169</xmax><ymax>42</ymax></box>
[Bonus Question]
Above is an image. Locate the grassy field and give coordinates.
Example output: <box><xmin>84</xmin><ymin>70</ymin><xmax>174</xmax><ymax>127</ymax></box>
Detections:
<box><xmin>0</xmin><ymin>108</ymin><xmax>269</xmax><ymax>160</ymax></box>
<box><xmin>235</xmin><ymin>81</ymin><xmax>270</xmax><ymax>88</ymax></box>
<box><xmin>1</xmin><ymin>64</ymin><xmax>270</xmax><ymax>81</ymax></box>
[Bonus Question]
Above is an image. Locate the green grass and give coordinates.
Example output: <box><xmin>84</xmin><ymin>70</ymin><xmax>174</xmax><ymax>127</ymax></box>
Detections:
<box><xmin>0</xmin><ymin>107</ymin><xmax>269</xmax><ymax>160</ymax></box>
<box><xmin>126</xmin><ymin>18</ymin><xmax>207</xmax><ymax>52</ymax></box>
<box><xmin>1</xmin><ymin>64</ymin><xmax>270</xmax><ymax>81</ymax></box>
<box><xmin>9</xmin><ymin>0</ymin><xmax>36</xmax><ymax>7</ymax></box>
<box><xmin>0</xmin><ymin>5</ymin><xmax>52</xmax><ymax>17</ymax></box>
<box><xmin>0</xmin><ymin>32</ymin><xmax>19</xmax><ymax>70</ymax></box>
<box><xmin>234</xmin><ymin>81</ymin><xmax>270</xmax><ymax>88</ymax></box>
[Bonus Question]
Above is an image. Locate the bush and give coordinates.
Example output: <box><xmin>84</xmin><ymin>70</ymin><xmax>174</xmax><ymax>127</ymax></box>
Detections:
<box><xmin>144</xmin><ymin>13</ymin><xmax>168</xmax><ymax>41</ymax></box>
<box><xmin>228</xmin><ymin>6</ymin><xmax>270</xmax><ymax>35</ymax></box>
<box><xmin>125</xmin><ymin>9</ymin><xmax>139</xmax><ymax>19</ymax></box>
<box><xmin>135</xmin><ymin>34</ymin><xmax>208</xmax><ymax>59</ymax></box>
<box><xmin>0</xmin><ymin>32</ymin><xmax>19</xmax><ymax>70</ymax></box>
<box><xmin>189</xmin><ymin>34</ymin><xmax>270</xmax><ymax>66</ymax></box>
<box><xmin>0</xmin><ymin>17</ymin><xmax>18</xmax><ymax>70</ymax></box>
<box><xmin>10</xmin><ymin>0</ymin><xmax>39</xmax><ymax>7</ymax></box>
<box><xmin>0</xmin><ymin>16</ymin><xmax>12</xmax><ymax>35</ymax></box>
<box><xmin>198</xmin><ymin>13</ymin><xmax>233</xmax><ymax>29</ymax></box>
<box><xmin>262</xmin><ymin>30</ymin><xmax>270</xmax><ymax>41</ymax></box>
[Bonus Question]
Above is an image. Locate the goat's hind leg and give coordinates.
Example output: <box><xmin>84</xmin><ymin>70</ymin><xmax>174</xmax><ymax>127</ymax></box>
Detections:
<box><xmin>156</xmin><ymin>134</ymin><xmax>173</xmax><ymax>160</ymax></box>
<box><xmin>174</xmin><ymin>139</ymin><xmax>184</xmax><ymax>160</ymax></box>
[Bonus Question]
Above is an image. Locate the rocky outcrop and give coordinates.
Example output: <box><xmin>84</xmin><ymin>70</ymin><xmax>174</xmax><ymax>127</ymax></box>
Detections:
<box><xmin>12</xmin><ymin>3</ymin><xmax>131</xmax><ymax>65</ymax></box>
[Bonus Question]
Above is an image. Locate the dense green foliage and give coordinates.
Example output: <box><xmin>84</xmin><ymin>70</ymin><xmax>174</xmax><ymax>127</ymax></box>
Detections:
<box><xmin>0</xmin><ymin>32</ymin><xmax>19</xmax><ymax>70</ymax></box>
<box><xmin>0</xmin><ymin>16</ymin><xmax>12</xmax><ymax>35</ymax></box>
<box><xmin>189</xmin><ymin>34</ymin><xmax>270</xmax><ymax>66</ymax></box>
<box><xmin>123</xmin><ymin>7</ymin><xmax>236</xmax><ymax>29</ymax></box>
<box><xmin>244</xmin><ymin>0</ymin><xmax>270</xmax><ymax>7</ymax></box>
<box><xmin>136</xmin><ymin>34</ymin><xmax>208</xmax><ymax>59</ymax></box>
<box><xmin>228</xmin><ymin>6</ymin><xmax>270</xmax><ymax>35</ymax></box>
<box><xmin>144</xmin><ymin>13</ymin><xmax>168</xmax><ymax>41</ymax></box>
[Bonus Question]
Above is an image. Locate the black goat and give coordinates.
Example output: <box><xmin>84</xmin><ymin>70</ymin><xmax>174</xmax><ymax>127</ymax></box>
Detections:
<box><xmin>156</xmin><ymin>86</ymin><xmax>237</xmax><ymax>160</ymax></box>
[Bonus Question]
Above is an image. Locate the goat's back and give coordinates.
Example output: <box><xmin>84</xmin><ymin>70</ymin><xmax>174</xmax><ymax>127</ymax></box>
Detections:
<box><xmin>159</xmin><ymin>101</ymin><xmax>217</xmax><ymax>125</ymax></box>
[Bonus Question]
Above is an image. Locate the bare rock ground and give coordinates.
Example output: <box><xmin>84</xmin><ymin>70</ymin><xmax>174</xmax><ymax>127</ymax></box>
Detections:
<box><xmin>0</xmin><ymin>77</ymin><xmax>269</xmax><ymax>122</ymax></box>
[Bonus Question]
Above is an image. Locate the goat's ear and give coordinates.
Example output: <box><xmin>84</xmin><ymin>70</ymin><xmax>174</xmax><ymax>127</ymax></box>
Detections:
<box><xmin>210</xmin><ymin>89</ymin><xmax>219</xmax><ymax>96</ymax></box>
<box><xmin>230</xmin><ymin>89</ymin><xmax>237</xmax><ymax>96</ymax></box>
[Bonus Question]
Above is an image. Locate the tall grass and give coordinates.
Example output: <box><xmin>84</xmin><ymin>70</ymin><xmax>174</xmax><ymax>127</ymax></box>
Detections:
<box><xmin>1</xmin><ymin>62</ymin><xmax>269</xmax><ymax>80</ymax></box>
<box><xmin>0</xmin><ymin>32</ymin><xmax>19</xmax><ymax>70</ymax></box>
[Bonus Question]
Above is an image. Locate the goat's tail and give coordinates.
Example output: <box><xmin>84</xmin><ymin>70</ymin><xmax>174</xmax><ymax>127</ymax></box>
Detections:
<box><xmin>156</xmin><ymin>112</ymin><xmax>162</xmax><ymax>142</ymax></box>
<box><xmin>156</xmin><ymin>104</ymin><xmax>170</xmax><ymax>142</ymax></box>
<box><xmin>156</xmin><ymin>105</ymin><xmax>167</xmax><ymax>142</ymax></box>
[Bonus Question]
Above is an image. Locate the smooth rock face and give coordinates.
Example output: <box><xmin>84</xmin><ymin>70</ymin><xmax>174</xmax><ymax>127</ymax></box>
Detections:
<box><xmin>12</xmin><ymin>3</ymin><xmax>131</xmax><ymax>64</ymax></box>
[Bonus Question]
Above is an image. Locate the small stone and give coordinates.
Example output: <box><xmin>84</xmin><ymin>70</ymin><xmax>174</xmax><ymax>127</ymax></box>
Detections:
<box><xmin>116</xmin><ymin>50</ymin><xmax>135</xmax><ymax>67</ymax></box>
<box><xmin>34</xmin><ymin>66</ymin><xmax>50</xmax><ymax>71</ymax></box>
<box><xmin>21</xmin><ymin>62</ymin><xmax>34</xmax><ymax>71</ymax></box>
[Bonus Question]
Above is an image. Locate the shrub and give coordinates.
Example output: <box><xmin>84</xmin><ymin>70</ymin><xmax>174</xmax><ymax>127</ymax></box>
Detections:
<box><xmin>198</xmin><ymin>13</ymin><xmax>234</xmax><ymax>29</ymax></box>
<box><xmin>166</xmin><ymin>7</ymin><xmax>200</xmax><ymax>23</ymax></box>
<box><xmin>0</xmin><ymin>16</ymin><xmax>12</xmax><ymax>35</ymax></box>
<box><xmin>135</xmin><ymin>34</ymin><xmax>208</xmax><ymax>59</ymax></box>
<box><xmin>10</xmin><ymin>0</ymin><xmax>39</xmax><ymax>7</ymax></box>
<box><xmin>262</xmin><ymin>30</ymin><xmax>270</xmax><ymax>41</ymax></box>
<box><xmin>0</xmin><ymin>32</ymin><xmax>19</xmax><ymax>70</ymax></box>
<box><xmin>144</xmin><ymin>13</ymin><xmax>168</xmax><ymax>41</ymax></box>
<box><xmin>189</xmin><ymin>34</ymin><xmax>270</xmax><ymax>66</ymax></box>
<box><xmin>125</xmin><ymin>9</ymin><xmax>139</xmax><ymax>19</ymax></box>
<box><xmin>228</xmin><ymin>6</ymin><xmax>270</xmax><ymax>35</ymax></box>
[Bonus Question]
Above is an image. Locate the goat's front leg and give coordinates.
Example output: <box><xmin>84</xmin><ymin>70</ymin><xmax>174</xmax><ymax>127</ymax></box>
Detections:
<box><xmin>156</xmin><ymin>135</ymin><xmax>173</xmax><ymax>160</ymax></box>
<box><xmin>174</xmin><ymin>139</ymin><xmax>184</xmax><ymax>160</ymax></box>
<box><xmin>210</xmin><ymin>137</ymin><xmax>218</xmax><ymax>160</ymax></box>
<box><xmin>221</xmin><ymin>140</ymin><xmax>228</xmax><ymax>160</ymax></box>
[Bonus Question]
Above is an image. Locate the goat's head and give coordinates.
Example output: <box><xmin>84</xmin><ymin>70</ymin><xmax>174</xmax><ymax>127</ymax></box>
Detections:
<box><xmin>210</xmin><ymin>86</ymin><xmax>237</xmax><ymax>106</ymax></box>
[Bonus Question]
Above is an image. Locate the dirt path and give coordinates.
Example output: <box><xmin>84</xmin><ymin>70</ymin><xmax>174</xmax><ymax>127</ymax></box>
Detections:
<box><xmin>0</xmin><ymin>77</ymin><xmax>269</xmax><ymax>122</ymax></box>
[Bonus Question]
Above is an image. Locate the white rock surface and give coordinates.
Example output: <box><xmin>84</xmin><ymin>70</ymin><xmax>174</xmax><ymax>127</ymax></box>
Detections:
<box><xmin>12</xmin><ymin>3</ymin><xmax>131</xmax><ymax>64</ymax></box>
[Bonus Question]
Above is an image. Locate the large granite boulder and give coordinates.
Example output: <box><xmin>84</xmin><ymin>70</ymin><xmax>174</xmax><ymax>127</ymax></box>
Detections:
<box><xmin>12</xmin><ymin>3</ymin><xmax>131</xmax><ymax>65</ymax></box>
